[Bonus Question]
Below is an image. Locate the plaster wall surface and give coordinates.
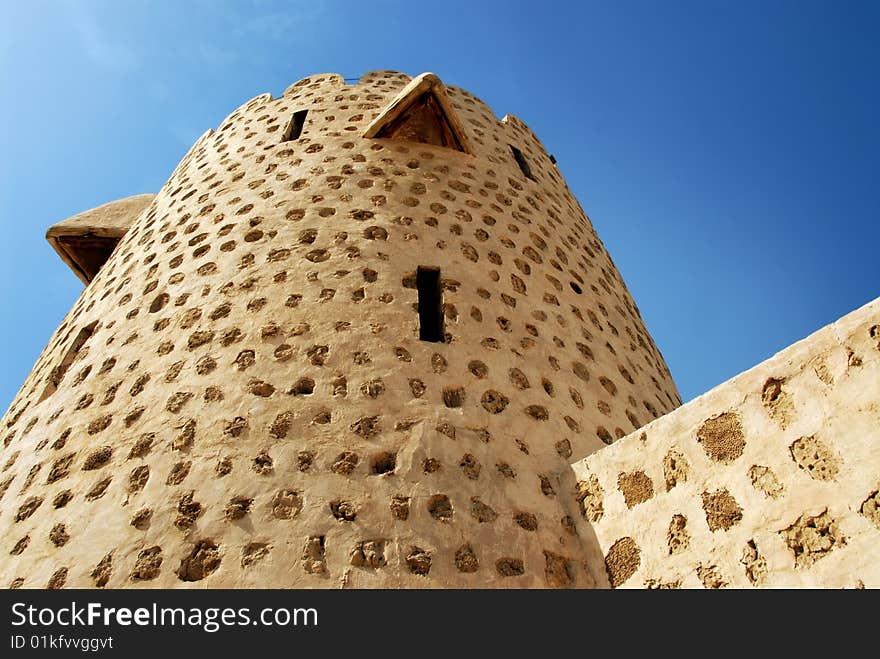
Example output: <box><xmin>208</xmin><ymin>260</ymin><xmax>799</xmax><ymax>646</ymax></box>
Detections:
<box><xmin>568</xmin><ymin>297</ymin><xmax>880</xmax><ymax>588</ymax></box>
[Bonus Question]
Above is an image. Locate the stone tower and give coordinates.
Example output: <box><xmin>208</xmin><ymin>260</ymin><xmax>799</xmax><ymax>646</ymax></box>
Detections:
<box><xmin>0</xmin><ymin>71</ymin><xmax>680</xmax><ymax>589</ymax></box>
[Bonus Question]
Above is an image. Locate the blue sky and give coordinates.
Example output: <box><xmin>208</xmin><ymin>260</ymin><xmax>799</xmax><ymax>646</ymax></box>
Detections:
<box><xmin>0</xmin><ymin>0</ymin><xmax>877</xmax><ymax>410</ymax></box>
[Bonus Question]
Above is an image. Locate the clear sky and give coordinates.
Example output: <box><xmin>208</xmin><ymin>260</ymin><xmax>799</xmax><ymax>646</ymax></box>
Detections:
<box><xmin>0</xmin><ymin>0</ymin><xmax>877</xmax><ymax>411</ymax></box>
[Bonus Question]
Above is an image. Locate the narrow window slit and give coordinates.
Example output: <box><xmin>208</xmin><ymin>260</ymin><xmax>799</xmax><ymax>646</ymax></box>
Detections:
<box><xmin>38</xmin><ymin>321</ymin><xmax>98</xmax><ymax>402</ymax></box>
<box><xmin>417</xmin><ymin>267</ymin><xmax>444</xmax><ymax>342</ymax></box>
<box><xmin>510</xmin><ymin>145</ymin><xmax>536</xmax><ymax>181</ymax></box>
<box><xmin>282</xmin><ymin>109</ymin><xmax>308</xmax><ymax>141</ymax></box>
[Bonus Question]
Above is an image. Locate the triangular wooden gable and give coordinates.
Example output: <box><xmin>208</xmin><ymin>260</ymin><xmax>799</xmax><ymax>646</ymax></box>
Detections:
<box><xmin>363</xmin><ymin>73</ymin><xmax>473</xmax><ymax>154</ymax></box>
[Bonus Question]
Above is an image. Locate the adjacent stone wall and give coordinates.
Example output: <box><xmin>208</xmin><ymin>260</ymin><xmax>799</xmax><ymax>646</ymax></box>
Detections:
<box><xmin>568</xmin><ymin>297</ymin><xmax>880</xmax><ymax>588</ymax></box>
<box><xmin>0</xmin><ymin>70</ymin><xmax>678</xmax><ymax>589</ymax></box>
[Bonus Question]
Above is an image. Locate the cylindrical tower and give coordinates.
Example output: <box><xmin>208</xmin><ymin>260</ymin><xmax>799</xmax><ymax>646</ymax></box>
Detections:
<box><xmin>0</xmin><ymin>70</ymin><xmax>679</xmax><ymax>589</ymax></box>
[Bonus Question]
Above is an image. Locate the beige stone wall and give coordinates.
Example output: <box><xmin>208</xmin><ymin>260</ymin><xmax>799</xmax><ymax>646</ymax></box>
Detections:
<box><xmin>0</xmin><ymin>71</ymin><xmax>678</xmax><ymax>589</ymax></box>
<box><xmin>568</xmin><ymin>297</ymin><xmax>880</xmax><ymax>588</ymax></box>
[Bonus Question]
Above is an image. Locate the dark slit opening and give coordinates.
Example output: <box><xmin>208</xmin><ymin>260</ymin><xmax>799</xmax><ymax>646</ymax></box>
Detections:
<box><xmin>283</xmin><ymin>109</ymin><xmax>308</xmax><ymax>141</ymax></box>
<box><xmin>417</xmin><ymin>267</ymin><xmax>444</xmax><ymax>342</ymax></box>
<box><xmin>38</xmin><ymin>321</ymin><xmax>98</xmax><ymax>402</ymax></box>
<box><xmin>510</xmin><ymin>144</ymin><xmax>536</xmax><ymax>181</ymax></box>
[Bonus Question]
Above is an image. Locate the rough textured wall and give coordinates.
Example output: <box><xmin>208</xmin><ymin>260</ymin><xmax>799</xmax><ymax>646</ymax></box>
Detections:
<box><xmin>0</xmin><ymin>70</ymin><xmax>678</xmax><ymax>589</ymax></box>
<box><xmin>568</xmin><ymin>297</ymin><xmax>880</xmax><ymax>588</ymax></box>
